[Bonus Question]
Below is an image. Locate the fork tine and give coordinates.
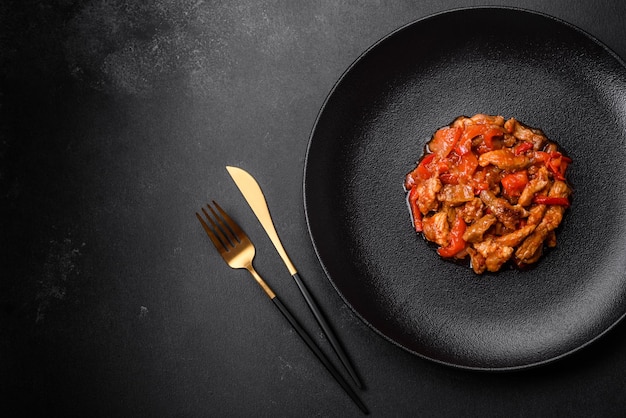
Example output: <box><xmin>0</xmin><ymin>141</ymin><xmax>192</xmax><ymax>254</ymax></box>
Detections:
<box><xmin>195</xmin><ymin>211</ymin><xmax>227</xmax><ymax>252</ymax></box>
<box><xmin>201</xmin><ymin>206</ymin><xmax>233</xmax><ymax>250</ymax></box>
<box><xmin>207</xmin><ymin>203</ymin><xmax>239</xmax><ymax>245</ymax></box>
<box><xmin>212</xmin><ymin>200</ymin><xmax>246</xmax><ymax>240</ymax></box>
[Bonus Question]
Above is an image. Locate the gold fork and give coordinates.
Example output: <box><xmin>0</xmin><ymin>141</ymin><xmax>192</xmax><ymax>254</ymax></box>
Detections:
<box><xmin>196</xmin><ymin>201</ymin><xmax>368</xmax><ymax>415</ymax></box>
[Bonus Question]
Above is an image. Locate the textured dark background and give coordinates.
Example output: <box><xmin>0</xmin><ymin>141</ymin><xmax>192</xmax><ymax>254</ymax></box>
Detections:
<box><xmin>2</xmin><ymin>1</ymin><xmax>626</xmax><ymax>417</ymax></box>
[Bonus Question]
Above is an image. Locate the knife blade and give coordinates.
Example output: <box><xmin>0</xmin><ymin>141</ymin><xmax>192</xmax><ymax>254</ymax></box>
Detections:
<box><xmin>226</xmin><ymin>165</ymin><xmax>363</xmax><ymax>389</ymax></box>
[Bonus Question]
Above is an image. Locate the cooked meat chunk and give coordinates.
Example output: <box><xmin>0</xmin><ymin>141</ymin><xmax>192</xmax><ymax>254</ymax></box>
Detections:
<box><xmin>416</xmin><ymin>177</ymin><xmax>442</xmax><ymax>214</ymax></box>
<box><xmin>540</xmin><ymin>203</ymin><xmax>567</xmax><ymax>231</ymax></box>
<box><xmin>438</xmin><ymin>183</ymin><xmax>474</xmax><ymax>206</ymax></box>
<box><xmin>495</xmin><ymin>225</ymin><xmax>536</xmax><ymax>247</ymax></box>
<box><xmin>462</xmin><ymin>214</ymin><xmax>497</xmax><ymax>243</ymax></box>
<box><xmin>518</xmin><ymin>166</ymin><xmax>549</xmax><ymax>206</ymax></box>
<box><xmin>467</xmin><ymin>247</ymin><xmax>487</xmax><ymax>274</ymax></box>
<box><xmin>422</xmin><ymin>212</ymin><xmax>449</xmax><ymax>247</ymax></box>
<box><xmin>515</xmin><ymin>229</ymin><xmax>547</xmax><ymax>264</ymax></box>
<box><xmin>471</xmin><ymin>113</ymin><xmax>505</xmax><ymax>126</ymax></box>
<box><xmin>526</xmin><ymin>204</ymin><xmax>547</xmax><ymax>226</ymax></box>
<box><xmin>457</xmin><ymin>198</ymin><xmax>484</xmax><ymax>224</ymax></box>
<box><xmin>504</xmin><ymin>117</ymin><xmax>547</xmax><ymax>150</ymax></box>
<box><xmin>515</xmin><ymin>181</ymin><xmax>570</xmax><ymax>263</ymax></box>
<box><xmin>479</xmin><ymin>190</ymin><xmax>522</xmax><ymax>230</ymax></box>
<box><xmin>479</xmin><ymin>149</ymin><xmax>532</xmax><ymax>171</ymax></box>
<box><xmin>474</xmin><ymin>238</ymin><xmax>514</xmax><ymax>272</ymax></box>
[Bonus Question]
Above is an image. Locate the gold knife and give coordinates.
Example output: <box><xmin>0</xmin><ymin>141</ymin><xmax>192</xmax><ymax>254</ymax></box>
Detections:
<box><xmin>226</xmin><ymin>166</ymin><xmax>363</xmax><ymax>389</ymax></box>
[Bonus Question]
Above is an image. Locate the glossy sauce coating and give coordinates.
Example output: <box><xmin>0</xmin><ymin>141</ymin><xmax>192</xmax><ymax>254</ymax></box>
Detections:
<box><xmin>405</xmin><ymin>114</ymin><xmax>572</xmax><ymax>274</ymax></box>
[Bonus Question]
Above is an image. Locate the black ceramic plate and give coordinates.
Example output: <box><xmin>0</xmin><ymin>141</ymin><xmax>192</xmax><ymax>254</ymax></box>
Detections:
<box><xmin>303</xmin><ymin>7</ymin><xmax>626</xmax><ymax>370</ymax></box>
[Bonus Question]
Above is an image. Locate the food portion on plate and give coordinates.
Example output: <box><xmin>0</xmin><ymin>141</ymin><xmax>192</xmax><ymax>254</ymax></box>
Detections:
<box><xmin>404</xmin><ymin>114</ymin><xmax>572</xmax><ymax>274</ymax></box>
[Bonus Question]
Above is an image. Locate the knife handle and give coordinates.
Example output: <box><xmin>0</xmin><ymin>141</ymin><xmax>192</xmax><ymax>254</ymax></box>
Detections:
<box><xmin>271</xmin><ymin>296</ymin><xmax>369</xmax><ymax>415</ymax></box>
<box><xmin>292</xmin><ymin>273</ymin><xmax>363</xmax><ymax>390</ymax></box>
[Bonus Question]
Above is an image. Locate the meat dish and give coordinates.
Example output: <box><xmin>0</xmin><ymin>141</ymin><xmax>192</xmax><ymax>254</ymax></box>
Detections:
<box><xmin>404</xmin><ymin>114</ymin><xmax>572</xmax><ymax>274</ymax></box>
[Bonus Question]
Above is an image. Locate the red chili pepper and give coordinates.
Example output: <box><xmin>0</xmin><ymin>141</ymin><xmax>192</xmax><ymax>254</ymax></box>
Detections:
<box><xmin>437</xmin><ymin>217</ymin><xmax>466</xmax><ymax>258</ymax></box>
<box><xmin>514</xmin><ymin>142</ymin><xmax>534</xmax><ymax>155</ymax></box>
<box><xmin>501</xmin><ymin>170</ymin><xmax>528</xmax><ymax>197</ymax></box>
<box><xmin>533</xmin><ymin>196</ymin><xmax>570</xmax><ymax>207</ymax></box>
<box><xmin>408</xmin><ymin>187</ymin><xmax>423</xmax><ymax>232</ymax></box>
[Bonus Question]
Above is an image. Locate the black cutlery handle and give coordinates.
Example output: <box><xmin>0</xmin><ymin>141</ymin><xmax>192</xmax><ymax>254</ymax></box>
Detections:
<box><xmin>271</xmin><ymin>296</ymin><xmax>369</xmax><ymax>415</ymax></box>
<box><xmin>292</xmin><ymin>272</ymin><xmax>363</xmax><ymax>389</ymax></box>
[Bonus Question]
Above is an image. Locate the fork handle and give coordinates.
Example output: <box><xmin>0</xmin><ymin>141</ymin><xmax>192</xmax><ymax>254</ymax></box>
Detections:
<box><xmin>271</xmin><ymin>296</ymin><xmax>369</xmax><ymax>415</ymax></box>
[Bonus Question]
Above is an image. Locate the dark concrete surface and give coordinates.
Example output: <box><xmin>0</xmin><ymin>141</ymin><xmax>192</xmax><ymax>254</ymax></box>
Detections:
<box><xmin>2</xmin><ymin>1</ymin><xmax>626</xmax><ymax>416</ymax></box>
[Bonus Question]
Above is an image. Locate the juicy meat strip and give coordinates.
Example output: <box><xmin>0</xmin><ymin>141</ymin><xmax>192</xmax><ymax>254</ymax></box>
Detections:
<box><xmin>422</xmin><ymin>211</ymin><xmax>449</xmax><ymax>247</ymax></box>
<box><xmin>473</xmin><ymin>238</ymin><xmax>514</xmax><ymax>272</ymax></box>
<box><xmin>438</xmin><ymin>183</ymin><xmax>474</xmax><ymax>206</ymax></box>
<box><xmin>467</xmin><ymin>248</ymin><xmax>487</xmax><ymax>274</ymax></box>
<box><xmin>515</xmin><ymin>181</ymin><xmax>570</xmax><ymax>262</ymax></box>
<box><xmin>526</xmin><ymin>204</ymin><xmax>547</xmax><ymax>226</ymax></box>
<box><xmin>495</xmin><ymin>224</ymin><xmax>536</xmax><ymax>247</ymax></box>
<box><xmin>518</xmin><ymin>166</ymin><xmax>549</xmax><ymax>206</ymax></box>
<box><xmin>479</xmin><ymin>189</ymin><xmax>522</xmax><ymax>230</ymax></box>
<box><xmin>416</xmin><ymin>177</ymin><xmax>442</xmax><ymax>214</ymax></box>
<box><xmin>478</xmin><ymin>149</ymin><xmax>532</xmax><ymax>171</ymax></box>
<box><xmin>470</xmin><ymin>114</ymin><xmax>505</xmax><ymax>126</ymax></box>
<box><xmin>462</xmin><ymin>214</ymin><xmax>497</xmax><ymax>243</ymax></box>
<box><xmin>504</xmin><ymin>118</ymin><xmax>547</xmax><ymax>150</ymax></box>
<box><xmin>457</xmin><ymin>198</ymin><xmax>484</xmax><ymax>224</ymax></box>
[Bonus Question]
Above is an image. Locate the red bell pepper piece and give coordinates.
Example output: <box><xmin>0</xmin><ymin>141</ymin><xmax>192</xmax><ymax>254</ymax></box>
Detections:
<box><xmin>533</xmin><ymin>196</ymin><xmax>570</xmax><ymax>207</ymax></box>
<box><xmin>437</xmin><ymin>217</ymin><xmax>466</xmax><ymax>258</ymax></box>
<box><xmin>481</xmin><ymin>126</ymin><xmax>504</xmax><ymax>149</ymax></box>
<box><xmin>501</xmin><ymin>170</ymin><xmax>529</xmax><ymax>197</ymax></box>
<box><xmin>458</xmin><ymin>125</ymin><xmax>483</xmax><ymax>152</ymax></box>
<box><xmin>455</xmin><ymin>127</ymin><xmax>474</xmax><ymax>155</ymax></box>
<box><xmin>457</xmin><ymin>151</ymin><xmax>478</xmax><ymax>177</ymax></box>
<box><xmin>548</xmin><ymin>153</ymin><xmax>564</xmax><ymax>180</ymax></box>
<box><xmin>416</xmin><ymin>153</ymin><xmax>436</xmax><ymax>179</ymax></box>
<box><xmin>429</xmin><ymin>127</ymin><xmax>461</xmax><ymax>158</ymax></box>
<box><xmin>546</xmin><ymin>152</ymin><xmax>571</xmax><ymax>181</ymax></box>
<box><xmin>408</xmin><ymin>187</ymin><xmax>423</xmax><ymax>232</ymax></box>
<box><xmin>440</xmin><ymin>151</ymin><xmax>479</xmax><ymax>185</ymax></box>
<box><xmin>460</xmin><ymin>124</ymin><xmax>504</xmax><ymax>153</ymax></box>
<box><xmin>414</xmin><ymin>153</ymin><xmax>450</xmax><ymax>182</ymax></box>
